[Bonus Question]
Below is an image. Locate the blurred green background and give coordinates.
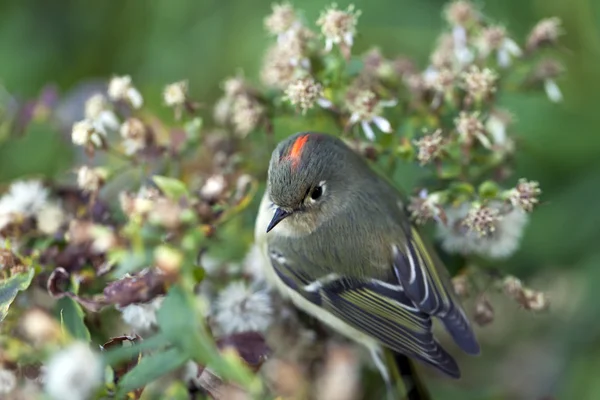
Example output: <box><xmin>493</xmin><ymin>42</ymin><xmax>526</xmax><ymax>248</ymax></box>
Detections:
<box><xmin>1</xmin><ymin>0</ymin><xmax>600</xmax><ymax>398</ymax></box>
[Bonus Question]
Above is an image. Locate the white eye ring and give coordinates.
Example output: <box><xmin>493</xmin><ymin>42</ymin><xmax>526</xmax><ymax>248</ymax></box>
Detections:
<box><xmin>308</xmin><ymin>180</ymin><xmax>327</xmax><ymax>203</ymax></box>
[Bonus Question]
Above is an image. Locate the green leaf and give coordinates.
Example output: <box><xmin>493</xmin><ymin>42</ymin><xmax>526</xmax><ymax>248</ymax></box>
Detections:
<box><xmin>439</xmin><ymin>163</ymin><xmax>462</xmax><ymax>179</ymax></box>
<box><xmin>0</xmin><ymin>268</ymin><xmax>34</xmax><ymax>322</ymax></box>
<box><xmin>57</xmin><ymin>297</ymin><xmax>91</xmax><ymax>342</ymax></box>
<box><xmin>152</xmin><ymin>175</ymin><xmax>188</xmax><ymax>199</ymax></box>
<box><xmin>103</xmin><ymin>334</ymin><xmax>168</xmax><ymax>366</ymax></box>
<box><xmin>478</xmin><ymin>180</ymin><xmax>500</xmax><ymax>199</ymax></box>
<box><xmin>116</xmin><ymin>348</ymin><xmax>188</xmax><ymax>397</ymax></box>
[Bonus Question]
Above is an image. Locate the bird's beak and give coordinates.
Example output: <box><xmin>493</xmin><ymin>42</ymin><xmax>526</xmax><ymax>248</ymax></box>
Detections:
<box><xmin>266</xmin><ymin>207</ymin><xmax>291</xmax><ymax>233</ymax></box>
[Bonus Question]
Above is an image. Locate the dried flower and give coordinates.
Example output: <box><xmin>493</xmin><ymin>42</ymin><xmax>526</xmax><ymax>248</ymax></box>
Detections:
<box><xmin>413</xmin><ymin>129</ymin><xmax>445</xmax><ymax>165</ymax></box>
<box><xmin>120</xmin><ymin>117</ymin><xmax>148</xmax><ymax>155</ymax></box>
<box><xmin>76</xmin><ymin>166</ymin><xmax>106</xmax><ymax>193</ymax></box>
<box><xmin>444</xmin><ymin>1</ymin><xmax>477</xmax><ymax>27</ymax></box>
<box><xmin>223</xmin><ymin>76</ymin><xmax>248</xmax><ymax>98</ymax></box>
<box><xmin>108</xmin><ymin>75</ymin><xmax>143</xmax><ymax>109</ymax></box>
<box><xmin>317</xmin><ymin>4</ymin><xmax>361</xmax><ymax>52</ymax></box>
<box><xmin>71</xmin><ymin>119</ymin><xmax>107</xmax><ymax>148</ymax></box>
<box><xmin>463</xmin><ymin>203</ymin><xmax>502</xmax><ymax>237</ymax></box>
<box><xmin>532</xmin><ymin>59</ymin><xmax>564</xmax><ymax>103</ymax></box>
<box><xmin>477</xmin><ymin>26</ymin><xmax>522</xmax><ymax>68</ymax></box>
<box><xmin>284</xmin><ymin>77</ymin><xmax>324</xmax><ymax>114</ymax></box>
<box><xmin>346</xmin><ymin>90</ymin><xmax>395</xmax><ymax>140</ymax></box>
<box><xmin>438</xmin><ymin>203</ymin><xmax>529</xmax><ymax>258</ymax></box>
<box><xmin>452</xmin><ymin>275</ymin><xmax>470</xmax><ymax>298</ymax></box>
<box><xmin>264</xmin><ymin>2</ymin><xmax>297</xmax><ymax>36</ymax></box>
<box><xmin>523</xmin><ymin>289</ymin><xmax>549</xmax><ymax>312</ymax></box>
<box><xmin>407</xmin><ymin>190</ymin><xmax>444</xmax><ymax>225</ymax></box>
<box><xmin>429</xmin><ymin>68</ymin><xmax>456</xmax><ymax>98</ymax></box>
<box><xmin>44</xmin><ymin>342</ymin><xmax>103</xmax><ymax>400</ymax></box>
<box><xmin>120</xmin><ymin>297</ymin><xmax>163</xmax><ymax>333</ymax></box>
<box><xmin>502</xmin><ymin>275</ymin><xmax>524</xmax><ymax>299</ymax></box>
<box><xmin>454</xmin><ymin>111</ymin><xmax>490</xmax><ymax>148</ymax></box>
<box><xmin>474</xmin><ymin>296</ymin><xmax>494</xmax><ymax>326</ymax></box>
<box><xmin>231</xmin><ymin>95</ymin><xmax>265</xmax><ymax>137</ymax></box>
<box><xmin>526</xmin><ymin>17</ymin><xmax>563</xmax><ymax>51</ymax></box>
<box><xmin>0</xmin><ymin>368</ymin><xmax>16</xmax><ymax>395</ymax></box>
<box><xmin>163</xmin><ymin>80</ymin><xmax>188</xmax><ymax>107</ymax></box>
<box><xmin>84</xmin><ymin>93</ymin><xmax>119</xmax><ymax>132</ymax></box>
<box><xmin>485</xmin><ymin>108</ymin><xmax>514</xmax><ymax>147</ymax></box>
<box><xmin>506</xmin><ymin>179</ymin><xmax>541</xmax><ymax>212</ymax></box>
<box><xmin>461</xmin><ymin>65</ymin><xmax>498</xmax><ymax>101</ymax></box>
<box><xmin>213</xmin><ymin>281</ymin><xmax>273</xmax><ymax>335</ymax></box>
<box><xmin>260</xmin><ymin>45</ymin><xmax>298</xmax><ymax>89</ymax></box>
<box><xmin>35</xmin><ymin>203</ymin><xmax>65</xmax><ymax>235</ymax></box>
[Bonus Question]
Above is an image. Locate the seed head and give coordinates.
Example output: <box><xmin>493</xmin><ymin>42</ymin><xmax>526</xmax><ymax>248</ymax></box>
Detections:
<box><xmin>231</xmin><ymin>95</ymin><xmax>264</xmax><ymax>137</ymax></box>
<box><xmin>526</xmin><ymin>17</ymin><xmax>563</xmax><ymax>51</ymax></box>
<box><xmin>284</xmin><ymin>77</ymin><xmax>323</xmax><ymax>114</ymax></box>
<box><xmin>317</xmin><ymin>4</ymin><xmax>361</xmax><ymax>51</ymax></box>
<box><xmin>463</xmin><ymin>204</ymin><xmax>502</xmax><ymax>237</ymax></box>
<box><xmin>461</xmin><ymin>65</ymin><xmax>498</xmax><ymax>100</ymax></box>
<box><xmin>264</xmin><ymin>2</ymin><xmax>297</xmax><ymax>35</ymax></box>
<box><xmin>506</xmin><ymin>179</ymin><xmax>541</xmax><ymax>212</ymax></box>
<box><xmin>413</xmin><ymin>129</ymin><xmax>445</xmax><ymax>165</ymax></box>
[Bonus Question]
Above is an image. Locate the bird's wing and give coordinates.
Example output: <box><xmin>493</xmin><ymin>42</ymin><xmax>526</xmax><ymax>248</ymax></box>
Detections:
<box><xmin>268</xmin><ymin>248</ymin><xmax>461</xmax><ymax>378</ymax></box>
<box><xmin>392</xmin><ymin>226</ymin><xmax>480</xmax><ymax>355</ymax></box>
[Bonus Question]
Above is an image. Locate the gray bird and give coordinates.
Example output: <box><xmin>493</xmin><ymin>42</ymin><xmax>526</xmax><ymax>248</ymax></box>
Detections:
<box><xmin>255</xmin><ymin>132</ymin><xmax>479</xmax><ymax>389</ymax></box>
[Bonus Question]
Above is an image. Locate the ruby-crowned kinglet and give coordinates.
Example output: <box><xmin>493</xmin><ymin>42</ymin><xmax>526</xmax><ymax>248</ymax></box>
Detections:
<box><xmin>255</xmin><ymin>132</ymin><xmax>479</xmax><ymax>383</ymax></box>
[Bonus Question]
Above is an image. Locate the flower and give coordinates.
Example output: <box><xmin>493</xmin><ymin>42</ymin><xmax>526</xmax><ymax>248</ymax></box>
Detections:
<box><xmin>108</xmin><ymin>75</ymin><xmax>143</xmax><ymax>109</ymax></box>
<box><xmin>461</xmin><ymin>65</ymin><xmax>498</xmax><ymax>101</ymax></box>
<box><xmin>84</xmin><ymin>94</ymin><xmax>119</xmax><ymax>133</ymax></box>
<box><xmin>264</xmin><ymin>2</ymin><xmax>297</xmax><ymax>36</ymax></box>
<box><xmin>444</xmin><ymin>1</ymin><xmax>477</xmax><ymax>27</ymax></box>
<box><xmin>317</xmin><ymin>4</ymin><xmax>361</xmax><ymax>52</ymax></box>
<box><xmin>526</xmin><ymin>17</ymin><xmax>563</xmax><ymax>52</ymax></box>
<box><xmin>437</xmin><ymin>202</ymin><xmax>529</xmax><ymax>259</ymax></box>
<box><xmin>44</xmin><ymin>342</ymin><xmax>103</xmax><ymax>400</ymax></box>
<box><xmin>485</xmin><ymin>108</ymin><xmax>514</xmax><ymax>148</ymax></box>
<box><xmin>532</xmin><ymin>59</ymin><xmax>564</xmax><ymax>103</ymax></box>
<box><xmin>477</xmin><ymin>26</ymin><xmax>522</xmax><ymax>68</ymax></box>
<box><xmin>407</xmin><ymin>189</ymin><xmax>444</xmax><ymax>225</ymax></box>
<box><xmin>35</xmin><ymin>202</ymin><xmax>65</xmax><ymax>235</ymax></box>
<box><xmin>284</xmin><ymin>77</ymin><xmax>324</xmax><ymax>114</ymax></box>
<box><xmin>505</xmin><ymin>179</ymin><xmax>541</xmax><ymax>212</ymax></box>
<box><xmin>231</xmin><ymin>95</ymin><xmax>265</xmax><ymax>137</ymax></box>
<box><xmin>463</xmin><ymin>203</ymin><xmax>502</xmax><ymax>237</ymax></box>
<box><xmin>71</xmin><ymin>119</ymin><xmax>107</xmax><ymax>148</ymax></box>
<box><xmin>212</xmin><ymin>281</ymin><xmax>273</xmax><ymax>335</ymax></box>
<box><xmin>413</xmin><ymin>129</ymin><xmax>445</xmax><ymax>165</ymax></box>
<box><xmin>0</xmin><ymin>180</ymin><xmax>49</xmax><ymax>229</ymax></box>
<box><xmin>346</xmin><ymin>90</ymin><xmax>395</xmax><ymax>140</ymax></box>
<box><xmin>454</xmin><ymin>111</ymin><xmax>491</xmax><ymax>148</ymax></box>
<box><xmin>163</xmin><ymin>80</ymin><xmax>188</xmax><ymax>107</ymax></box>
<box><xmin>120</xmin><ymin>117</ymin><xmax>149</xmax><ymax>155</ymax></box>
<box><xmin>76</xmin><ymin>166</ymin><xmax>106</xmax><ymax>193</ymax></box>
<box><xmin>260</xmin><ymin>44</ymin><xmax>299</xmax><ymax>89</ymax></box>
<box><xmin>120</xmin><ymin>297</ymin><xmax>163</xmax><ymax>333</ymax></box>
<box><xmin>474</xmin><ymin>296</ymin><xmax>494</xmax><ymax>326</ymax></box>
<box><xmin>0</xmin><ymin>368</ymin><xmax>16</xmax><ymax>395</ymax></box>
<box><xmin>200</xmin><ymin>175</ymin><xmax>227</xmax><ymax>201</ymax></box>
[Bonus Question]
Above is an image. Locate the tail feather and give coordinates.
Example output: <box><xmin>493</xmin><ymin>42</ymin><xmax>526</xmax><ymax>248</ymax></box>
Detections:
<box><xmin>441</xmin><ymin>304</ymin><xmax>480</xmax><ymax>355</ymax></box>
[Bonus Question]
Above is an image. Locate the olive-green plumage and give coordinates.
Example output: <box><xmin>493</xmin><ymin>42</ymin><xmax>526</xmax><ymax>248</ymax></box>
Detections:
<box><xmin>255</xmin><ymin>132</ymin><xmax>479</xmax><ymax>380</ymax></box>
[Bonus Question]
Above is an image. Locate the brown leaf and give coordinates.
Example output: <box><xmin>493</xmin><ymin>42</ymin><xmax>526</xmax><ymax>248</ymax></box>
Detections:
<box><xmin>103</xmin><ymin>268</ymin><xmax>169</xmax><ymax>308</ymax></box>
<box><xmin>216</xmin><ymin>331</ymin><xmax>270</xmax><ymax>371</ymax></box>
<box><xmin>101</xmin><ymin>335</ymin><xmax>144</xmax><ymax>399</ymax></box>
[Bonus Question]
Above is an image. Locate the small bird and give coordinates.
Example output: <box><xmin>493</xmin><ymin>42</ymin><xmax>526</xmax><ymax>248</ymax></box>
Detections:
<box><xmin>255</xmin><ymin>132</ymin><xmax>479</xmax><ymax>389</ymax></box>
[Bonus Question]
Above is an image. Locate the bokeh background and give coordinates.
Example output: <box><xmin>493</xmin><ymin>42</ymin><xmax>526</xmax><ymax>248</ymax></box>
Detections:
<box><xmin>1</xmin><ymin>0</ymin><xmax>600</xmax><ymax>398</ymax></box>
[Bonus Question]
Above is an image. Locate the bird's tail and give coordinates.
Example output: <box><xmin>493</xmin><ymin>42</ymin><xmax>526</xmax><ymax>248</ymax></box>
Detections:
<box><xmin>385</xmin><ymin>350</ymin><xmax>431</xmax><ymax>400</ymax></box>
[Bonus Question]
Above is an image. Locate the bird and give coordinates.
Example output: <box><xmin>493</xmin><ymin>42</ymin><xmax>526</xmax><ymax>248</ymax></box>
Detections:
<box><xmin>254</xmin><ymin>132</ymin><xmax>479</xmax><ymax>395</ymax></box>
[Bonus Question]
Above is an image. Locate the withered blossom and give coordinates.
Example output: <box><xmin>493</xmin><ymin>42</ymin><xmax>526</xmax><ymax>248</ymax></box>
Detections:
<box><xmin>317</xmin><ymin>4</ymin><xmax>361</xmax><ymax>53</ymax></box>
<box><xmin>452</xmin><ymin>274</ymin><xmax>470</xmax><ymax>298</ymax></box>
<box><xmin>413</xmin><ymin>129</ymin><xmax>445</xmax><ymax>165</ymax></box>
<box><xmin>284</xmin><ymin>77</ymin><xmax>324</xmax><ymax>114</ymax></box>
<box><xmin>71</xmin><ymin>119</ymin><xmax>107</xmax><ymax>149</ymax></box>
<box><xmin>531</xmin><ymin>59</ymin><xmax>564</xmax><ymax>103</ymax></box>
<box><xmin>407</xmin><ymin>189</ymin><xmax>445</xmax><ymax>225</ymax></box>
<box><xmin>260</xmin><ymin>44</ymin><xmax>299</xmax><ymax>89</ymax></box>
<box><xmin>104</xmin><ymin>268</ymin><xmax>169</xmax><ymax>308</ymax></box>
<box><xmin>264</xmin><ymin>2</ymin><xmax>297</xmax><ymax>37</ymax></box>
<box><xmin>463</xmin><ymin>203</ymin><xmax>502</xmax><ymax>237</ymax></box>
<box><xmin>84</xmin><ymin>93</ymin><xmax>119</xmax><ymax>133</ymax></box>
<box><xmin>474</xmin><ymin>295</ymin><xmax>494</xmax><ymax>326</ymax></box>
<box><xmin>477</xmin><ymin>26</ymin><xmax>522</xmax><ymax>68</ymax></box>
<box><xmin>454</xmin><ymin>111</ymin><xmax>491</xmax><ymax>148</ymax></box>
<box><xmin>526</xmin><ymin>17</ymin><xmax>563</xmax><ymax>52</ymax></box>
<box><xmin>231</xmin><ymin>94</ymin><xmax>265</xmax><ymax>137</ymax></box>
<box><xmin>346</xmin><ymin>89</ymin><xmax>395</xmax><ymax>141</ymax></box>
<box><xmin>76</xmin><ymin>166</ymin><xmax>106</xmax><ymax>193</ymax></box>
<box><xmin>505</xmin><ymin>179</ymin><xmax>541</xmax><ymax>212</ymax></box>
<box><xmin>461</xmin><ymin>65</ymin><xmax>498</xmax><ymax>101</ymax></box>
<box><xmin>120</xmin><ymin>117</ymin><xmax>150</xmax><ymax>155</ymax></box>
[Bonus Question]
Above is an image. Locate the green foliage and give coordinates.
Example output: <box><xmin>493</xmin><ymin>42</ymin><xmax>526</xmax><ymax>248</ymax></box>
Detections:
<box><xmin>0</xmin><ymin>268</ymin><xmax>34</xmax><ymax>322</ymax></box>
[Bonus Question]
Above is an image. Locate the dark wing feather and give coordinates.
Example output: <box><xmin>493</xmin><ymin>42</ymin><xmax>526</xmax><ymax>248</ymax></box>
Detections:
<box><xmin>393</xmin><ymin>227</ymin><xmax>480</xmax><ymax>355</ymax></box>
<box><xmin>268</xmin><ymin>250</ymin><xmax>461</xmax><ymax>378</ymax></box>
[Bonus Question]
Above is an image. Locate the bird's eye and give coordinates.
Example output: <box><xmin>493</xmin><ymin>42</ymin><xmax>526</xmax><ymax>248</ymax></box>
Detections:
<box><xmin>310</xmin><ymin>185</ymin><xmax>323</xmax><ymax>200</ymax></box>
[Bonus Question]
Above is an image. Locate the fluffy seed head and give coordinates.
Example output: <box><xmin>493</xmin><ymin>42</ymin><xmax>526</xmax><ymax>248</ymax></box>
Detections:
<box><xmin>284</xmin><ymin>77</ymin><xmax>323</xmax><ymax>114</ymax></box>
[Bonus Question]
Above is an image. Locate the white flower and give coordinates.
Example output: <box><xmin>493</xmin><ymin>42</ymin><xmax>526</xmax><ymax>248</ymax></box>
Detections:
<box><xmin>264</xmin><ymin>2</ymin><xmax>297</xmax><ymax>37</ymax></box>
<box><xmin>477</xmin><ymin>26</ymin><xmax>522</xmax><ymax>68</ymax></box>
<box><xmin>44</xmin><ymin>342</ymin><xmax>103</xmax><ymax>400</ymax></box>
<box><xmin>200</xmin><ymin>175</ymin><xmax>227</xmax><ymax>201</ymax></box>
<box><xmin>346</xmin><ymin>90</ymin><xmax>396</xmax><ymax>141</ymax></box>
<box><xmin>243</xmin><ymin>243</ymin><xmax>267</xmax><ymax>282</ymax></box>
<box><xmin>77</xmin><ymin>166</ymin><xmax>106</xmax><ymax>193</ymax></box>
<box><xmin>437</xmin><ymin>202</ymin><xmax>529</xmax><ymax>259</ymax></box>
<box><xmin>213</xmin><ymin>281</ymin><xmax>273</xmax><ymax>335</ymax></box>
<box><xmin>108</xmin><ymin>75</ymin><xmax>143</xmax><ymax>109</ymax></box>
<box><xmin>0</xmin><ymin>180</ymin><xmax>49</xmax><ymax>221</ymax></box>
<box><xmin>120</xmin><ymin>118</ymin><xmax>148</xmax><ymax>155</ymax></box>
<box><xmin>284</xmin><ymin>77</ymin><xmax>324</xmax><ymax>114</ymax></box>
<box><xmin>317</xmin><ymin>4</ymin><xmax>361</xmax><ymax>52</ymax></box>
<box><xmin>544</xmin><ymin>79</ymin><xmax>563</xmax><ymax>103</ymax></box>
<box><xmin>120</xmin><ymin>297</ymin><xmax>163</xmax><ymax>333</ymax></box>
<box><xmin>84</xmin><ymin>94</ymin><xmax>119</xmax><ymax>133</ymax></box>
<box><xmin>35</xmin><ymin>202</ymin><xmax>65</xmax><ymax>235</ymax></box>
<box><xmin>0</xmin><ymin>368</ymin><xmax>17</xmax><ymax>395</ymax></box>
<box><xmin>163</xmin><ymin>80</ymin><xmax>188</xmax><ymax>107</ymax></box>
<box><xmin>71</xmin><ymin>119</ymin><xmax>106</xmax><ymax>148</ymax></box>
